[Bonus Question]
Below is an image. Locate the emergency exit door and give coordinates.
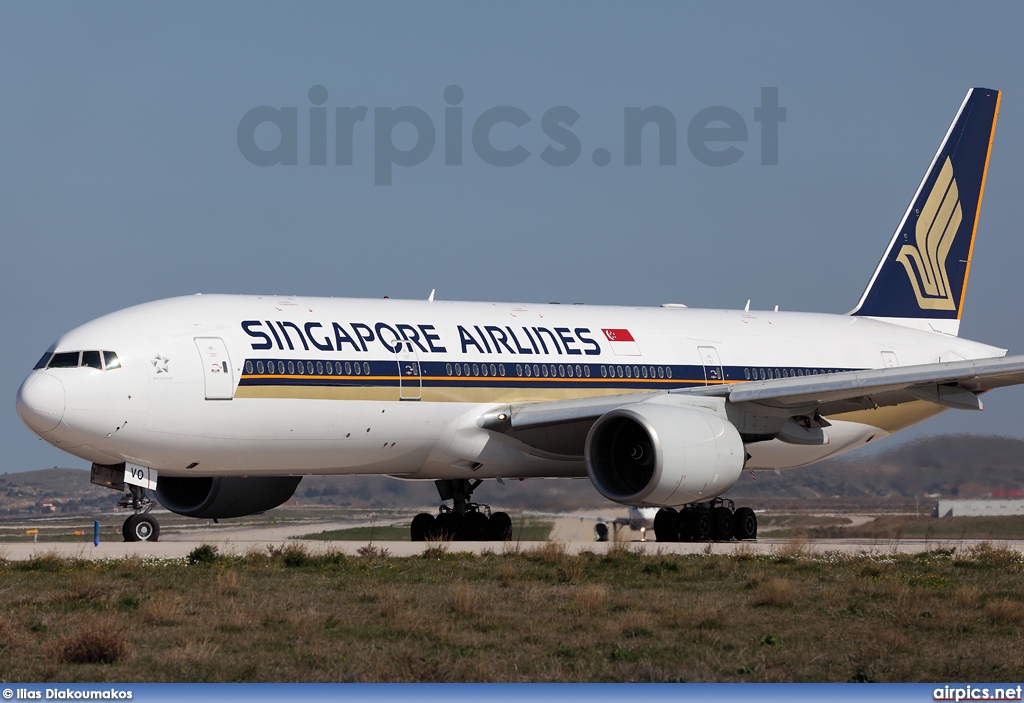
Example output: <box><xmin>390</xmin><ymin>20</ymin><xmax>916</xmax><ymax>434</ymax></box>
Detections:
<box><xmin>394</xmin><ymin>340</ymin><xmax>422</xmax><ymax>400</ymax></box>
<box><xmin>697</xmin><ymin>346</ymin><xmax>725</xmax><ymax>385</ymax></box>
<box><xmin>194</xmin><ymin>337</ymin><xmax>234</xmax><ymax>400</ymax></box>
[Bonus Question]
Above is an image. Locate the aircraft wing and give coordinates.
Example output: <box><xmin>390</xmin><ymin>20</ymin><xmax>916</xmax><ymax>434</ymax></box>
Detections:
<box><xmin>482</xmin><ymin>354</ymin><xmax>1024</xmax><ymax>455</ymax></box>
<box><xmin>682</xmin><ymin>353</ymin><xmax>1024</xmax><ymax>414</ymax></box>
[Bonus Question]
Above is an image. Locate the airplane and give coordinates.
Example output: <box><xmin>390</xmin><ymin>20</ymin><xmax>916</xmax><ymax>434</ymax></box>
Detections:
<box><xmin>16</xmin><ymin>87</ymin><xmax>1024</xmax><ymax>545</ymax></box>
<box><xmin>525</xmin><ymin>506</ymin><xmax>659</xmax><ymax>542</ymax></box>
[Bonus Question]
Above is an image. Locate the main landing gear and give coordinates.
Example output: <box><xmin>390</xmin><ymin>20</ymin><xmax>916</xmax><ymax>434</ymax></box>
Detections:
<box><xmin>117</xmin><ymin>484</ymin><xmax>161</xmax><ymax>542</ymax></box>
<box><xmin>410</xmin><ymin>479</ymin><xmax>513</xmax><ymax>542</ymax></box>
<box><xmin>653</xmin><ymin>499</ymin><xmax>757</xmax><ymax>542</ymax></box>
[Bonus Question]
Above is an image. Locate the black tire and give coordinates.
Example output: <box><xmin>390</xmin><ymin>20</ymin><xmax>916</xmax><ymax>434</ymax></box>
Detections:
<box><xmin>689</xmin><ymin>508</ymin><xmax>712</xmax><ymax>541</ymax></box>
<box><xmin>410</xmin><ymin>513</ymin><xmax>435</xmax><ymax>541</ymax></box>
<box><xmin>434</xmin><ymin>513</ymin><xmax>458</xmax><ymax>541</ymax></box>
<box><xmin>673</xmin><ymin>509</ymin><xmax>693</xmax><ymax>542</ymax></box>
<box><xmin>122</xmin><ymin>515</ymin><xmax>138</xmax><ymax>542</ymax></box>
<box><xmin>487</xmin><ymin>512</ymin><xmax>513</xmax><ymax>541</ymax></box>
<box><xmin>124</xmin><ymin>514</ymin><xmax>159</xmax><ymax>542</ymax></box>
<box><xmin>735</xmin><ymin>507</ymin><xmax>757</xmax><ymax>540</ymax></box>
<box><xmin>711</xmin><ymin>506</ymin><xmax>735</xmax><ymax>541</ymax></box>
<box><xmin>654</xmin><ymin>507</ymin><xmax>679</xmax><ymax>542</ymax></box>
<box><xmin>594</xmin><ymin>523</ymin><xmax>610</xmax><ymax>542</ymax></box>
<box><xmin>459</xmin><ymin>511</ymin><xmax>489</xmax><ymax>541</ymax></box>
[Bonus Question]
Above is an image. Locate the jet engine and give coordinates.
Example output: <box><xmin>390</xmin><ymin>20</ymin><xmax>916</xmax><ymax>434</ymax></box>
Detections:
<box><xmin>585</xmin><ymin>402</ymin><xmax>744</xmax><ymax>507</ymax></box>
<box><xmin>155</xmin><ymin>475</ymin><xmax>302</xmax><ymax>519</ymax></box>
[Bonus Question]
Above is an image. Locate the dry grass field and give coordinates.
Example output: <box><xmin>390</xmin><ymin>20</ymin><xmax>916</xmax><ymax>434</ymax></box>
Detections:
<box><xmin>1</xmin><ymin>541</ymin><xmax>1024</xmax><ymax>683</ymax></box>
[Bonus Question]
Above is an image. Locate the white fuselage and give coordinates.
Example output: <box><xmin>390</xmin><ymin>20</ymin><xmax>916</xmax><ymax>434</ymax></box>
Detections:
<box><xmin>16</xmin><ymin>294</ymin><xmax>1005</xmax><ymax>482</ymax></box>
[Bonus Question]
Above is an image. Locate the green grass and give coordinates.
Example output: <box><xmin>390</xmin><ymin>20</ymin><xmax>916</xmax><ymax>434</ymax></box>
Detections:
<box><xmin>297</xmin><ymin>520</ymin><xmax>554</xmax><ymax>542</ymax></box>
<box><xmin>299</xmin><ymin>524</ymin><xmax>412</xmax><ymax>540</ymax></box>
<box><xmin>1</xmin><ymin>542</ymin><xmax>1023</xmax><ymax>682</ymax></box>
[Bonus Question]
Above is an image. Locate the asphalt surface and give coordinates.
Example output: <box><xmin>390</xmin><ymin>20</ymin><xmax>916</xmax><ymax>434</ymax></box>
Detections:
<box><xmin>1</xmin><ymin>516</ymin><xmax>1018</xmax><ymax>560</ymax></box>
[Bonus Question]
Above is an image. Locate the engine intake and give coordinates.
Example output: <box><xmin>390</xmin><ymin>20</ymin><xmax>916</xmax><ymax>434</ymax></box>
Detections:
<box><xmin>156</xmin><ymin>475</ymin><xmax>302</xmax><ymax>519</ymax></box>
<box><xmin>585</xmin><ymin>402</ymin><xmax>744</xmax><ymax>506</ymax></box>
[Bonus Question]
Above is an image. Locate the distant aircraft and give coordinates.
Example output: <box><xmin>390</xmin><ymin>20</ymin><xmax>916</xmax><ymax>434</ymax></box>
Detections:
<box><xmin>525</xmin><ymin>506</ymin><xmax>659</xmax><ymax>541</ymax></box>
<box><xmin>17</xmin><ymin>88</ymin><xmax>1023</xmax><ymax>545</ymax></box>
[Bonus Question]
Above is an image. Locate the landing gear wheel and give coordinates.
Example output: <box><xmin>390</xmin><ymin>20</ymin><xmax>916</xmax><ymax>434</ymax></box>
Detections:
<box><xmin>410</xmin><ymin>513</ymin><xmax>435</xmax><ymax>541</ymax></box>
<box><xmin>123</xmin><ymin>513</ymin><xmax>160</xmax><ymax>542</ymax></box>
<box><xmin>460</xmin><ymin>511</ymin><xmax>489</xmax><ymax>541</ymax></box>
<box><xmin>680</xmin><ymin>508</ymin><xmax>712</xmax><ymax>542</ymax></box>
<box><xmin>734</xmin><ymin>507</ymin><xmax>757</xmax><ymax>540</ymax></box>
<box><xmin>487</xmin><ymin>512</ymin><xmax>512</xmax><ymax>541</ymax></box>
<box><xmin>711</xmin><ymin>506</ymin><xmax>735</xmax><ymax>541</ymax></box>
<box><xmin>433</xmin><ymin>512</ymin><xmax>458</xmax><ymax>541</ymax></box>
<box><xmin>654</xmin><ymin>508</ymin><xmax>679</xmax><ymax>542</ymax></box>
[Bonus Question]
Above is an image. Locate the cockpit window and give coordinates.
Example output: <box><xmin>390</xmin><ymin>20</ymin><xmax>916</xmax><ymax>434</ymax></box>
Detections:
<box><xmin>48</xmin><ymin>351</ymin><xmax>81</xmax><ymax>368</ymax></box>
<box><xmin>81</xmin><ymin>351</ymin><xmax>103</xmax><ymax>369</ymax></box>
<box><xmin>38</xmin><ymin>350</ymin><xmax>122</xmax><ymax>370</ymax></box>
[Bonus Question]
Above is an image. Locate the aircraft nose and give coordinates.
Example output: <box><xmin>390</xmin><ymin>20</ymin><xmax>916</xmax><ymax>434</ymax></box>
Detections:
<box><xmin>16</xmin><ymin>372</ymin><xmax>66</xmax><ymax>433</ymax></box>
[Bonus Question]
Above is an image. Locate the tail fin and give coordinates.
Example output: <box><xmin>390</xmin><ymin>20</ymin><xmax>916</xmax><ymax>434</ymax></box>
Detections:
<box><xmin>849</xmin><ymin>88</ymin><xmax>1000</xmax><ymax>336</ymax></box>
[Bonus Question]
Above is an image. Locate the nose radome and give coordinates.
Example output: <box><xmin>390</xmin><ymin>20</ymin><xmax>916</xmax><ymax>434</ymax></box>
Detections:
<box><xmin>16</xmin><ymin>372</ymin><xmax>65</xmax><ymax>433</ymax></box>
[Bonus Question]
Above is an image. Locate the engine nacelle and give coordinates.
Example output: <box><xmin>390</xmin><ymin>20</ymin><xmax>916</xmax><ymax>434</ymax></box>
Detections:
<box><xmin>155</xmin><ymin>475</ymin><xmax>302</xmax><ymax>519</ymax></box>
<box><xmin>585</xmin><ymin>402</ymin><xmax>744</xmax><ymax>507</ymax></box>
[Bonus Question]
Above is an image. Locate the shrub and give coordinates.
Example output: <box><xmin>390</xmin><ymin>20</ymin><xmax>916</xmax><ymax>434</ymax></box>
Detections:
<box><xmin>51</xmin><ymin>619</ymin><xmax>127</xmax><ymax>665</ymax></box>
<box><xmin>187</xmin><ymin>544</ymin><xmax>219</xmax><ymax>565</ymax></box>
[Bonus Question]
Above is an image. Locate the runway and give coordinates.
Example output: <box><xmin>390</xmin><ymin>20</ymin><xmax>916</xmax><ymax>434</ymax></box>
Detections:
<box><xmin>2</xmin><ymin>515</ymin><xmax>1019</xmax><ymax>561</ymax></box>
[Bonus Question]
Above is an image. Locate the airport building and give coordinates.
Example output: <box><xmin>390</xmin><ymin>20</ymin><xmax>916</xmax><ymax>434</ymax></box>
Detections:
<box><xmin>933</xmin><ymin>499</ymin><xmax>1024</xmax><ymax>518</ymax></box>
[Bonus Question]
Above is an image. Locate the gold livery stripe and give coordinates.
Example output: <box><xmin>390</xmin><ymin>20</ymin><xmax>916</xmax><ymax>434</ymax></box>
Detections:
<box><xmin>958</xmin><ymin>89</ymin><xmax>1001</xmax><ymax>318</ymax></box>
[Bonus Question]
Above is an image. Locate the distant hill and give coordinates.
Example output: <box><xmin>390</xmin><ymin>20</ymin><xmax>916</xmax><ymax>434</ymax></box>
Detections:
<box><xmin>2</xmin><ymin>434</ymin><xmax>1022</xmax><ymax>516</ymax></box>
<box><xmin>726</xmin><ymin>434</ymin><xmax>1024</xmax><ymax>500</ymax></box>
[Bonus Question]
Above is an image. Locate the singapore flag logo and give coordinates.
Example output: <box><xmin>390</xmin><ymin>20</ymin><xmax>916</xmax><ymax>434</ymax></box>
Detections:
<box><xmin>601</xmin><ymin>328</ymin><xmax>641</xmax><ymax>356</ymax></box>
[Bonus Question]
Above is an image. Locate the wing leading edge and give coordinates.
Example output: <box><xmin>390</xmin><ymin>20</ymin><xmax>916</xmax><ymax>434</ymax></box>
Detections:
<box><xmin>483</xmin><ymin>355</ymin><xmax>1024</xmax><ymax>455</ymax></box>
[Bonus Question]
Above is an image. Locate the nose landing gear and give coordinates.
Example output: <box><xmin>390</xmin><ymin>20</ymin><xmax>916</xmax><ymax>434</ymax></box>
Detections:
<box><xmin>116</xmin><ymin>483</ymin><xmax>161</xmax><ymax>542</ymax></box>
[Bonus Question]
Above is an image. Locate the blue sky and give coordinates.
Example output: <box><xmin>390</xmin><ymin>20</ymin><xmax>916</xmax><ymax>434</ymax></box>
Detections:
<box><xmin>3</xmin><ymin>2</ymin><xmax>1024</xmax><ymax>473</ymax></box>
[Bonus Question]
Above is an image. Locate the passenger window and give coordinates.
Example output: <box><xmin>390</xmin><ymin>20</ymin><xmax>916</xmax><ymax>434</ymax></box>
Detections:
<box><xmin>257</xmin><ymin>361</ymin><xmax>265</xmax><ymax>374</ymax></box>
<box><xmin>490</xmin><ymin>364</ymin><xmax>497</xmax><ymax>376</ymax></box>
<box><xmin>472</xmin><ymin>364</ymin><xmax>479</xmax><ymax>376</ymax></box>
<box><xmin>533</xmin><ymin>364</ymin><xmax>540</xmax><ymax>377</ymax></box>
<box><xmin>446</xmin><ymin>363</ymin><xmax>453</xmax><ymax>376</ymax></box>
<box><xmin>616</xmin><ymin>366</ymin><xmax>623</xmax><ymax>378</ymax></box>
<box><xmin>344</xmin><ymin>362</ymin><xmax>352</xmax><ymax>375</ymax></box>
<box><xmin>353</xmin><ymin>362</ymin><xmax>361</xmax><ymax>375</ymax></box>
<box><xmin>525</xmin><ymin>364</ymin><xmax>531</xmax><ymax>377</ymax></box>
<box><xmin>601</xmin><ymin>365</ymin><xmax>607</xmax><ymax>378</ymax></box>
<box><xmin>658</xmin><ymin>366</ymin><xmax>665</xmax><ymax>379</ymax></box>
<box><xmin>567</xmin><ymin>365</ymin><xmax>574</xmax><ymax>378</ymax></box>
<box><xmin>665</xmin><ymin>366</ymin><xmax>672</xmax><ymax>379</ymax></box>
<box><xmin>516</xmin><ymin>364</ymin><xmax>523</xmax><ymax>377</ymax></box>
<box><xmin>48</xmin><ymin>351</ymin><xmax>80</xmax><ymax>368</ymax></box>
<box><xmin>316</xmin><ymin>361</ymin><xmax>323</xmax><ymax>375</ymax></box>
<box><xmin>81</xmin><ymin>351</ymin><xmax>102</xmax><ymax>369</ymax></box>
<box><xmin>576</xmin><ymin>365</ymin><xmax>582</xmax><ymax>377</ymax></box>
<box><xmin>633</xmin><ymin>366</ymin><xmax>640</xmax><ymax>378</ymax></box>
<box><xmin>558</xmin><ymin>365</ymin><xmax>565</xmax><ymax>377</ymax></box>
<box><xmin>34</xmin><ymin>353</ymin><xmax>53</xmax><ymax>370</ymax></box>
<box><xmin>499</xmin><ymin>364</ymin><xmax>505</xmax><ymax>377</ymax></box>
<box><xmin>363</xmin><ymin>362</ymin><xmax>370</xmax><ymax>375</ymax></box>
<box><xmin>245</xmin><ymin>361</ymin><xmax>254</xmax><ymax>374</ymax></box>
<box><xmin>584</xmin><ymin>366</ymin><xmax>590</xmax><ymax>377</ymax></box>
<box><xmin>288</xmin><ymin>361</ymin><xmax>296</xmax><ymax>374</ymax></box>
<box><xmin>542</xmin><ymin>365</ymin><xmax>549</xmax><ymax>378</ymax></box>
<box><xmin>306</xmin><ymin>361</ymin><xmax>314</xmax><ymax>374</ymax></box>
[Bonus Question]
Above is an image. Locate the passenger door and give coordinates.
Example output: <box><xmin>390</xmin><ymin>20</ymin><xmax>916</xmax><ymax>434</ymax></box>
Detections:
<box><xmin>194</xmin><ymin>337</ymin><xmax>235</xmax><ymax>400</ymax></box>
